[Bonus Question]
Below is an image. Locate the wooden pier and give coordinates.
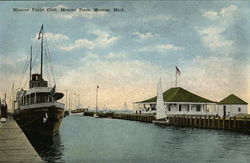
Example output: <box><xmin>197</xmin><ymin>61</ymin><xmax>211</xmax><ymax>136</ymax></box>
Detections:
<box><xmin>0</xmin><ymin>119</ymin><xmax>43</xmax><ymax>162</ymax></box>
<box><xmin>83</xmin><ymin>111</ymin><xmax>155</xmax><ymax>123</ymax></box>
<box><xmin>156</xmin><ymin>115</ymin><xmax>250</xmax><ymax>134</ymax></box>
<box><xmin>113</xmin><ymin>113</ymin><xmax>155</xmax><ymax>123</ymax></box>
<box><xmin>83</xmin><ymin>111</ymin><xmax>250</xmax><ymax>134</ymax></box>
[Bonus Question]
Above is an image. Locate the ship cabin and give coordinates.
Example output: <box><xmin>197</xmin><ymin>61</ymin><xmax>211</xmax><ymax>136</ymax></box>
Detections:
<box><xmin>217</xmin><ymin>94</ymin><xmax>248</xmax><ymax>118</ymax></box>
<box><xmin>133</xmin><ymin>87</ymin><xmax>217</xmax><ymax>116</ymax></box>
<box><xmin>15</xmin><ymin>74</ymin><xmax>63</xmax><ymax>109</ymax></box>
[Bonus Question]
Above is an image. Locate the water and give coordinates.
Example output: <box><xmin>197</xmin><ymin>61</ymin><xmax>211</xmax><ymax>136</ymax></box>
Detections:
<box><xmin>28</xmin><ymin>115</ymin><xmax>250</xmax><ymax>163</ymax></box>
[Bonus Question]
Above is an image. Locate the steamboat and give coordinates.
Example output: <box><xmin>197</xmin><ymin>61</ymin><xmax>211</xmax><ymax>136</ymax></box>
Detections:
<box><xmin>13</xmin><ymin>25</ymin><xmax>65</xmax><ymax>136</ymax></box>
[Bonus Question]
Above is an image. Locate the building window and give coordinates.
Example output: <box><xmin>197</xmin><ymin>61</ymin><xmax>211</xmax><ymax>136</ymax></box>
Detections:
<box><xmin>168</xmin><ymin>106</ymin><xmax>171</xmax><ymax>111</ymax></box>
<box><xmin>196</xmin><ymin>105</ymin><xmax>201</xmax><ymax>112</ymax></box>
<box><xmin>238</xmin><ymin>107</ymin><xmax>241</xmax><ymax>112</ymax></box>
<box><xmin>187</xmin><ymin>105</ymin><xmax>190</xmax><ymax>112</ymax></box>
<box><xmin>179</xmin><ymin>105</ymin><xmax>182</xmax><ymax>111</ymax></box>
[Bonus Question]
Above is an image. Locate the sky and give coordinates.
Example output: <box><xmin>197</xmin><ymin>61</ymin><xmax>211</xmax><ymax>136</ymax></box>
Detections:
<box><xmin>0</xmin><ymin>1</ymin><xmax>250</xmax><ymax>110</ymax></box>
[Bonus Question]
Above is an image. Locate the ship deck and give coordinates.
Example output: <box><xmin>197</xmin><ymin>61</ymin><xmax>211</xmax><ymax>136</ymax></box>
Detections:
<box><xmin>0</xmin><ymin>118</ymin><xmax>43</xmax><ymax>162</ymax></box>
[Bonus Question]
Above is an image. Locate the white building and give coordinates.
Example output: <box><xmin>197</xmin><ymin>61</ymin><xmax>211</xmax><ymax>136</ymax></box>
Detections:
<box><xmin>133</xmin><ymin>87</ymin><xmax>217</xmax><ymax>115</ymax></box>
<box><xmin>217</xmin><ymin>94</ymin><xmax>248</xmax><ymax>117</ymax></box>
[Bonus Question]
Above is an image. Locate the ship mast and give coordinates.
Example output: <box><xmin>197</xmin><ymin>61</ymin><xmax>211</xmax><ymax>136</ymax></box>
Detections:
<box><xmin>96</xmin><ymin>85</ymin><xmax>99</xmax><ymax>112</ymax></box>
<box><xmin>30</xmin><ymin>45</ymin><xmax>32</xmax><ymax>81</ymax></box>
<box><xmin>38</xmin><ymin>24</ymin><xmax>44</xmax><ymax>79</ymax></box>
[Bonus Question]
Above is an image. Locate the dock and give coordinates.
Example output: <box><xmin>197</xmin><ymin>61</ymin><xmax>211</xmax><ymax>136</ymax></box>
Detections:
<box><xmin>0</xmin><ymin>119</ymin><xmax>43</xmax><ymax>162</ymax></box>
<box><xmin>163</xmin><ymin>115</ymin><xmax>250</xmax><ymax>134</ymax></box>
<box><xmin>114</xmin><ymin>113</ymin><xmax>155</xmax><ymax>123</ymax></box>
<box><xmin>83</xmin><ymin>111</ymin><xmax>250</xmax><ymax>134</ymax></box>
<box><xmin>83</xmin><ymin>111</ymin><xmax>155</xmax><ymax>123</ymax></box>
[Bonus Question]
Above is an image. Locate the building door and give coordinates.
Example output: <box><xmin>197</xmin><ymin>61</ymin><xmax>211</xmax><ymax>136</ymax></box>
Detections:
<box><xmin>223</xmin><ymin>106</ymin><xmax>226</xmax><ymax>117</ymax></box>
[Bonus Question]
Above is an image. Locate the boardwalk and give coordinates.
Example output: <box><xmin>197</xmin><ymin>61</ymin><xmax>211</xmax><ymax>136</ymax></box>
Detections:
<box><xmin>0</xmin><ymin>119</ymin><xmax>43</xmax><ymax>162</ymax></box>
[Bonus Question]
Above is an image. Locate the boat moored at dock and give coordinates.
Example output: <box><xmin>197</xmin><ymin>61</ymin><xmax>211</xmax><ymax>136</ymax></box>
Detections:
<box><xmin>13</xmin><ymin>25</ymin><xmax>65</xmax><ymax>136</ymax></box>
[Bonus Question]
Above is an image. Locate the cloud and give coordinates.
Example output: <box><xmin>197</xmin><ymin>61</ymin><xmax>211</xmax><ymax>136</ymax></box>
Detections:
<box><xmin>198</xmin><ymin>26</ymin><xmax>233</xmax><ymax>53</ymax></box>
<box><xmin>199</xmin><ymin>5</ymin><xmax>239</xmax><ymax>54</ymax></box>
<box><xmin>203</xmin><ymin>11</ymin><xmax>219</xmax><ymax>20</ymax></box>
<box><xmin>59</xmin><ymin>31</ymin><xmax>118</xmax><ymax>51</ymax></box>
<box><xmin>56</xmin><ymin>59</ymin><xmax>165</xmax><ymax>109</ymax></box>
<box><xmin>44</xmin><ymin>32</ymin><xmax>69</xmax><ymax>41</ymax></box>
<box><xmin>0</xmin><ymin>55</ymin><xmax>15</xmax><ymax>66</ymax></box>
<box><xmin>140</xmin><ymin>44</ymin><xmax>183</xmax><ymax>52</ymax></box>
<box><xmin>203</xmin><ymin>5</ymin><xmax>238</xmax><ymax>20</ymax></box>
<box><xmin>220</xmin><ymin>5</ymin><xmax>238</xmax><ymax>17</ymax></box>
<box><xmin>133</xmin><ymin>32</ymin><xmax>156</xmax><ymax>39</ymax></box>
<box><xmin>92</xmin><ymin>31</ymin><xmax>119</xmax><ymax>48</ymax></box>
<box><xmin>106</xmin><ymin>52</ymin><xmax>127</xmax><ymax>59</ymax></box>
<box><xmin>59</xmin><ymin>39</ymin><xmax>95</xmax><ymax>51</ymax></box>
<box><xmin>32</xmin><ymin>32</ymin><xmax>69</xmax><ymax>42</ymax></box>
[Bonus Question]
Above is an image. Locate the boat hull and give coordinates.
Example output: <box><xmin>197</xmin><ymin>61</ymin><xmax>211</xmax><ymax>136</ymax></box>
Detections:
<box><xmin>71</xmin><ymin>109</ymin><xmax>85</xmax><ymax>114</ymax></box>
<box><xmin>13</xmin><ymin>105</ymin><xmax>64</xmax><ymax>136</ymax></box>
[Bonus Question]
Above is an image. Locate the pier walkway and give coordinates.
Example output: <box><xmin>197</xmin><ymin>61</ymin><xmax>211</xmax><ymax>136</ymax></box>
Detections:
<box><xmin>0</xmin><ymin>119</ymin><xmax>43</xmax><ymax>162</ymax></box>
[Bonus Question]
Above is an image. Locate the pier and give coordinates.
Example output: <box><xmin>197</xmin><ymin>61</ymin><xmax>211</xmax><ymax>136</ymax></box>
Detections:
<box><xmin>162</xmin><ymin>115</ymin><xmax>250</xmax><ymax>134</ymax></box>
<box><xmin>83</xmin><ymin>111</ymin><xmax>250</xmax><ymax>134</ymax></box>
<box><xmin>114</xmin><ymin>113</ymin><xmax>155</xmax><ymax>123</ymax></box>
<box><xmin>0</xmin><ymin>119</ymin><xmax>43</xmax><ymax>162</ymax></box>
<box><xmin>84</xmin><ymin>111</ymin><xmax>155</xmax><ymax>123</ymax></box>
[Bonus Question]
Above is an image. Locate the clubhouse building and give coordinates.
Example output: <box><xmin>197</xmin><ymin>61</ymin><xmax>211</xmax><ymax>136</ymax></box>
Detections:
<box><xmin>133</xmin><ymin>87</ymin><xmax>248</xmax><ymax>117</ymax></box>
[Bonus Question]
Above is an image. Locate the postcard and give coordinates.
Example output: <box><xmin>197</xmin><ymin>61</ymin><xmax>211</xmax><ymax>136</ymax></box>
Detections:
<box><xmin>0</xmin><ymin>1</ymin><xmax>250</xmax><ymax>162</ymax></box>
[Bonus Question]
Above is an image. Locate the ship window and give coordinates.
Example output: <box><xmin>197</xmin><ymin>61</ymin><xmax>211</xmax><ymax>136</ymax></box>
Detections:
<box><xmin>37</xmin><ymin>96</ymin><xmax>41</xmax><ymax>103</ymax></box>
<box><xmin>179</xmin><ymin>105</ymin><xmax>182</xmax><ymax>111</ymax></box>
<box><xmin>238</xmin><ymin>107</ymin><xmax>241</xmax><ymax>112</ymax></box>
<box><xmin>196</xmin><ymin>105</ymin><xmax>201</xmax><ymax>112</ymax></box>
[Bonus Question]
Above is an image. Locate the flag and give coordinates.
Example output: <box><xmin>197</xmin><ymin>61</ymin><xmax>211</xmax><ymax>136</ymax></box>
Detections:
<box><xmin>38</xmin><ymin>24</ymin><xmax>43</xmax><ymax>40</ymax></box>
<box><xmin>176</xmin><ymin>66</ymin><xmax>181</xmax><ymax>76</ymax></box>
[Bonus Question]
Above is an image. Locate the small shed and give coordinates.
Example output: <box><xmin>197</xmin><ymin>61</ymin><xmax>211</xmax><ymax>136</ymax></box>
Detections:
<box><xmin>217</xmin><ymin>94</ymin><xmax>248</xmax><ymax>117</ymax></box>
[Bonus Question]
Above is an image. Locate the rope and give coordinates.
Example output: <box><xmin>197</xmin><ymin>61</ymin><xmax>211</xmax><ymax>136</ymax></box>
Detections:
<box><xmin>19</xmin><ymin>53</ymin><xmax>30</xmax><ymax>88</ymax></box>
<box><xmin>44</xmin><ymin>34</ymin><xmax>56</xmax><ymax>85</ymax></box>
<box><xmin>44</xmin><ymin>46</ymin><xmax>51</xmax><ymax>85</ymax></box>
<box><xmin>32</xmin><ymin>45</ymin><xmax>40</xmax><ymax>74</ymax></box>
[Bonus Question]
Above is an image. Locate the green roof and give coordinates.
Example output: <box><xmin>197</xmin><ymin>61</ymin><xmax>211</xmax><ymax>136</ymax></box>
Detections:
<box><xmin>136</xmin><ymin>87</ymin><xmax>215</xmax><ymax>103</ymax></box>
<box><xmin>218</xmin><ymin>94</ymin><xmax>248</xmax><ymax>105</ymax></box>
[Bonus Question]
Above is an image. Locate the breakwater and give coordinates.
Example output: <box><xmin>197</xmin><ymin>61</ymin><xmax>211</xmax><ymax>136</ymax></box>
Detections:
<box><xmin>83</xmin><ymin>111</ymin><xmax>250</xmax><ymax>134</ymax></box>
<box><xmin>164</xmin><ymin>115</ymin><xmax>250</xmax><ymax>134</ymax></box>
<box><xmin>83</xmin><ymin>111</ymin><xmax>155</xmax><ymax>123</ymax></box>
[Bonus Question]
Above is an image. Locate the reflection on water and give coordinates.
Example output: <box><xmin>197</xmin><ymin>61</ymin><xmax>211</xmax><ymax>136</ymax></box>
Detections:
<box><xmin>26</xmin><ymin>115</ymin><xmax>250</xmax><ymax>163</ymax></box>
<box><xmin>26</xmin><ymin>133</ymin><xmax>64</xmax><ymax>163</ymax></box>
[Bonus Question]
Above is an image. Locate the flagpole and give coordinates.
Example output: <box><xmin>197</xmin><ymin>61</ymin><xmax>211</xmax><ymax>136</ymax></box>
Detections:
<box><xmin>175</xmin><ymin>69</ymin><xmax>177</xmax><ymax>88</ymax></box>
<box><xmin>96</xmin><ymin>85</ymin><xmax>99</xmax><ymax>112</ymax></box>
<box><xmin>40</xmin><ymin>25</ymin><xmax>43</xmax><ymax>79</ymax></box>
<box><xmin>66</xmin><ymin>89</ymin><xmax>68</xmax><ymax>111</ymax></box>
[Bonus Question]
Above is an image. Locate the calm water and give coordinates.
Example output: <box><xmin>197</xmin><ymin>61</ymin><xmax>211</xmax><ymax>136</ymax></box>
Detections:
<box><xmin>27</xmin><ymin>115</ymin><xmax>250</xmax><ymax>163</ymax></box>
